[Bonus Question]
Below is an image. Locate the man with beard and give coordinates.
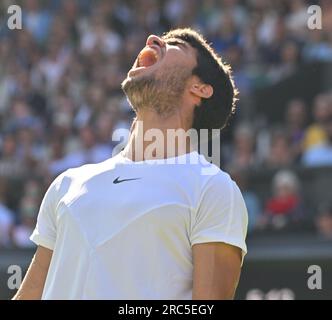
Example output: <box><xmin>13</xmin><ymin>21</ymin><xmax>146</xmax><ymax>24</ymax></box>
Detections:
<box><xmin>14</xmin><ymin>29</ymin><xmax>248</xmax><ymax>300</ymax></box>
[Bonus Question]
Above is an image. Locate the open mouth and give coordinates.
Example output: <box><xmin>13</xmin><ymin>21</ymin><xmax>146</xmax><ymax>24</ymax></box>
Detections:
<box><xmin>129</xmin><ymin>46</ymin><xmax>161</xmax><ymax>75</ymax></box>
<box><xmin>137</xmin><ymin>47</ymin><xmax>158</xmax><ymax>67</ymax></box>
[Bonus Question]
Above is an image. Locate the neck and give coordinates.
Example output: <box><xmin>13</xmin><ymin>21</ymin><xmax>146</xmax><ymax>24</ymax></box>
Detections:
<box><xmin>123</xmin><ymin>109</ymin><xmax>195</xmax><ymax>161</ymax></box>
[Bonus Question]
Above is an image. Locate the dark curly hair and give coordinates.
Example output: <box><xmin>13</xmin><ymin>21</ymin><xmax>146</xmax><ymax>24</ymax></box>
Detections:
<box><xmin>162</xmin><ymin>28</ymin><xmax>238</xmax><ymax>132</ymax></box>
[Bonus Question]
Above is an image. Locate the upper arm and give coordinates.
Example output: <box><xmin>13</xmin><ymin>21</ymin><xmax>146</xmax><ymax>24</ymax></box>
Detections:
<box><xmin>15</xmin><ymin>173</ymin><xmax>68</xmax><ymax>299</ymax></box>
<box><xmin>192</xmin><ymin>242</ymin><xmax>242</xmax><ymax>300</ymax></box>
<box><xmin>190</xmin><ymin>174</ymin><xmax>248</xmax><ymax>299</ymax></box>
<box><xmin>13</xmin><ymin>246</ymin><xmax>53</xmax><ymax>300</ymax></box>
<box><xmin>30</xmin><ymin>171</ymin><xmax>70</xmax><ymax>249</ymax></box>
<box><xmin>29</xmin><ymin>176</ymin><xmax>61</xmax><ymax>250</ymax></box>
<box><xmin>191</xmin><ymin>175</ymin><xmax>248</xmax><ymax>265</ymax></box>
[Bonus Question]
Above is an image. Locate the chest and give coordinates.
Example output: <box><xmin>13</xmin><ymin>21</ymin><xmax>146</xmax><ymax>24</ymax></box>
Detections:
<box><xmin>56</xmin><ymin>165</ymin><xmax>197</xmax><ymax>247</ymax></box>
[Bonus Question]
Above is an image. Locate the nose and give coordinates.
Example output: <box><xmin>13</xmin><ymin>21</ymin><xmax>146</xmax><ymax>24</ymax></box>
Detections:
<box><xmin>146</xmin><ymin>35</ymin><xmax>165</xmax><ymax>48</ymax></box>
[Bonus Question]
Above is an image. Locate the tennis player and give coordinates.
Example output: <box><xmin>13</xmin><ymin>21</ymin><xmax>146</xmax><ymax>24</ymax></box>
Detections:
<box><xmin>14</xmin><ymin>28</ymin><xmax>248</xmax><ymax>300</ymax></box>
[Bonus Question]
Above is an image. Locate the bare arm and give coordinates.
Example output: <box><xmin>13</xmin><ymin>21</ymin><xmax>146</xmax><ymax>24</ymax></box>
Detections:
<box><xmin>192</xmin><ymin>242</ymin><xmax>242</xmax><ymax>300</ymax></box>
<box><xmin>13</xmin><ymin>246</ymin><xmax>53</xmax><ymax>300</ymax></box>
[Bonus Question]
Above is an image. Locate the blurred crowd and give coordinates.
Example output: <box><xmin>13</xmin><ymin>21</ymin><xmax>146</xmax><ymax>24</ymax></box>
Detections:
<box><xmin>1</xmin><ymin>0</ymin><xmax>332</xmax><ymax>248</ymax></box>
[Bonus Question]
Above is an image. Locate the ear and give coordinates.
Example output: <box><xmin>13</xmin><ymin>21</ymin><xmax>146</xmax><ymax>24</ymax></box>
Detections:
<box><xmin>190</xmin><ymin>82</ymin><xmax>213</xmax><ymax>99</ymax></box>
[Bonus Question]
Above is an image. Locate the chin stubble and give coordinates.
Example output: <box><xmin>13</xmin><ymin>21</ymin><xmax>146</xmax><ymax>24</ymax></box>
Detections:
<box><xmin>121</xmin><ymin>66</ymin><xmax>192</xmax><ymax>117</ymax></box>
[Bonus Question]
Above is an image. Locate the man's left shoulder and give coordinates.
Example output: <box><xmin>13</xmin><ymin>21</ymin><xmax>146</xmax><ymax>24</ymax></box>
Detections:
<box><xmin>196</xmin><ymin>158</ymin><xmax>233</xmax><ymax>190</ymax></box>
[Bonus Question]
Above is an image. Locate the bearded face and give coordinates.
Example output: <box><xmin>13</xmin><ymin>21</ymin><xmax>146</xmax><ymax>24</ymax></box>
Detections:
<box><xmin>122</xmin><ymin>66</ymin><xmax>192</xmax><ymax>116</ymax></box>
<box><xmin>121</xmin><ymin>35</ymin><xmax>196</xmax><ymax>117</ymax></box>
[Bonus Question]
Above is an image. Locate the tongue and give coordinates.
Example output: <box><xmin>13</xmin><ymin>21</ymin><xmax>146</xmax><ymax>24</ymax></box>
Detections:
<box><xmin>139</xmin><ymin>48</ymin><xmax>157</xmax><ymax>67</ymax></box>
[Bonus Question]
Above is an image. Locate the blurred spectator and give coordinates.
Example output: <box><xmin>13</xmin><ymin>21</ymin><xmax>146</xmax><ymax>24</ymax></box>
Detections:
<box><xmin>285</xmin><ymin>99</ymin><xmax>307</xmax><ymax>161</ymax></box>
<box><xmin>303</xmin><ymin>94</ymin><xmax>332</xmax><ymax>151</ymax></box>
<box><xmin>303</xmin><ymin>115</ymin><xmax>332</xmax><ymax>167</ymax></box>
<box><xmin>230</xmin><ymin>167</ymin><xmax>262</xmax><ymax>233</ymax></box>
<box><xmin>0</xmin><ymin>134</ymin><xmax>25</xmax><ymax>178</ymax></box>
<box><xmin>80</xmin><ymin>16</ymin><xmax>121</xmax><ymax>56</ymax></box>
<box><xmin>315</xmin><ymin>202</ymin><xmax>332</xmax><ymax>240</ymax></box>
<box><xmin>321</xmin><ymin>0</ymin><xmax>332</xmax><ymax>32</ymax></box>
<box><xmin>303</xmin><ymin>29</ymin><xmax>332</xmax><ymax>62</ymax></box>
<box><xmin>264</xmin><ymin>128</ymin><xmax>294</xmax><ymax>168</ymax></box>
<box><xmin>260</xmin><ymin>170</ymin><xmax>305</xmax><ymax>231</ymax></box>
<box><xmin>0</xmin><ymin>180</ymin><xmax>14</xmax><ymax>247</ymax></box>
<box><xmin>209</xmin><ymin>14</ymin><xmax>241</xmax><ymax>53</ymax></box>
<box><xmin>268</xmin><ymin>40</ymin><xmax>301</xmax><ymax>83</ymax></box>
<box><xmin>22</xmin><ymin>0</ymin><xmax>52</xmax><ymax>44</ymax></box>
<box><xmin>48</xmin><ymin>125</ymin><xmax>112</xmax><ymax>176</ymax></box>
<box><xmin>286</xmin><ymin>0</ymin><xmax>308</xmax><ymax>39</ymax></box>
<box><xmin>226</xmin><ymin>123</ymin><xmax>257</xmax><ymax>169</ymax></box>
<box><xmin>12</xmin><ymin>195</ymin><xmax>38</xmax><ymax>248</ymax></box>
<box><xmin>12</xmin><ymin>178</ymin><xmax>42</xmax><ymax>248</ymax></box>
<box><xmin>37</xmin><ymin>41</ymin><xmax>71</xmax><ymax>92</ymax></box>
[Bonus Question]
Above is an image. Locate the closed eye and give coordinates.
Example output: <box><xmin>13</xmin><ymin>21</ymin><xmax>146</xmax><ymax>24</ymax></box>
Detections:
<box><xmin>167</xmin><ymin>40</ymin><xmax>182</xmax><ymax>46</ymax></box>
<box><xmin>166</xmin><ymin>39</ymin><xmax>188</xmax><ymax>51</ymax></box>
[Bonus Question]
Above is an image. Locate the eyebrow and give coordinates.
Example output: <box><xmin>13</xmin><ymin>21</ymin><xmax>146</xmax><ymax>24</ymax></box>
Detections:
<box><xmin>165</xmin><ymin>38</ymin><xmax>190</xmax><ymax>51</ymax></box>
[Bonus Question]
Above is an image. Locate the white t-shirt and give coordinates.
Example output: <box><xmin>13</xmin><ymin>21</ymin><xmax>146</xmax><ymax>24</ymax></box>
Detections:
<box><xmin>30</xmin><ymin>151</ymin><xmax>248</xmax><ymax>299</ymax></box>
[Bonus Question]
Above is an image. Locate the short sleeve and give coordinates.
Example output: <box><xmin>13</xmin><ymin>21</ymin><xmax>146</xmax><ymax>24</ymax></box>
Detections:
<box><xmin>30</xmin><ymin>173</ymin><xmax>65</xmax><ymax>250</ymax></box>
<box><xmin>190</xmin><ymin>174</ymin><xmax>248</xmax><ymax>265</ymax></box>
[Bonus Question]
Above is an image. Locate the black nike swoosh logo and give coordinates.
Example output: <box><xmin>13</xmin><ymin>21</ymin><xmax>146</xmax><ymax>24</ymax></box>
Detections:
<box><xmin>113</xmin><ymin>177</ymin><xmax>141</xmax><ymax>184</ymax></box>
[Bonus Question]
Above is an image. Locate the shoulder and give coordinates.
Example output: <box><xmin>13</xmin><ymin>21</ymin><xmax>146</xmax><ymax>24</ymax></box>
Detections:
<box><xmin>196</xmin><ymin>154</ymin><xmax>246</xmax><ymax>206</ymax></box>
<box><xmin>51</xmin><ymin>157</ymin><xmax>117</xmax><ymax>193</ymax></box>
<box><xmin>201</xmin><ymin>170</ymin><xmax>241</xmax><ymax>209</ymax></box>
<box><xmin>196</xmin><ymin>153</ymin><xmax>235</xmax><ymax>192</ymax></box>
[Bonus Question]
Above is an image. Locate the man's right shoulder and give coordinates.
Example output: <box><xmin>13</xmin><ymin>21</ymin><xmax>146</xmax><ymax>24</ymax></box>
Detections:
<box><xmin>51</xmin><ymin>156</ymin><xmax>118</xmax><ymax>193</ymax></box>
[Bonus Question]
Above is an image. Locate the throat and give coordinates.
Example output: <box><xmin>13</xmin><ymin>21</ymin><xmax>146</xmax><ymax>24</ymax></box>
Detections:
<box><xmin>123</xmin><ymin>114</ymin><xmax>194</xmax><ymax>162</ymax></box>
